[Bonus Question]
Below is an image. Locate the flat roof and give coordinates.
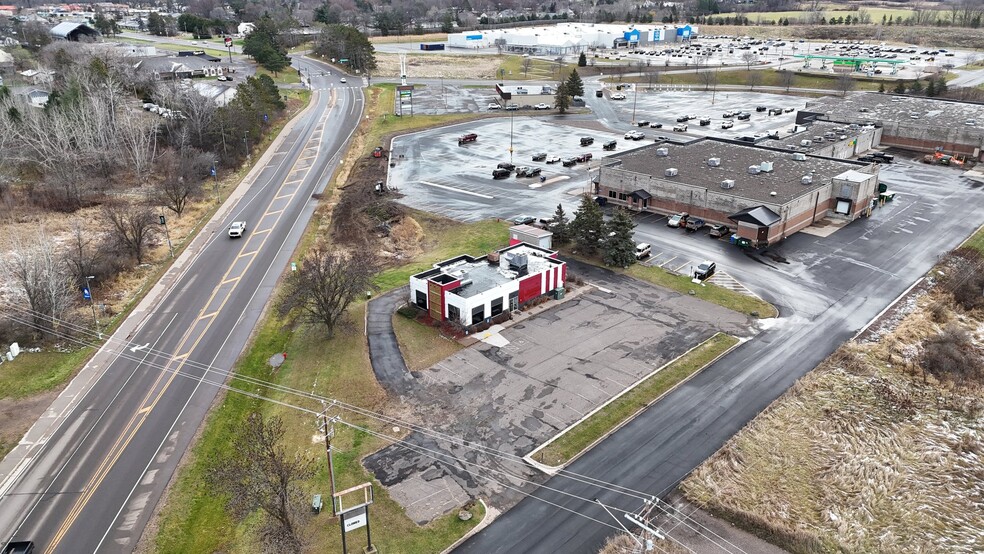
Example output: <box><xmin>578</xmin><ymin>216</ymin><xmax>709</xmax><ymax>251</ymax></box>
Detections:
<box><xmin>757</xmin><ymin>121</ymin><xmax>871</xmax><ymax>153</ymax></box>
<box><xmin>804</xmin><ymin>92</ymin><xmax>984</xmax><ymax>136</ymax></box>
<box><xmin>604</xmin><ymin>138</ymin><xmax>872</xmax><ymax>205</ymax></box>
<box><xmin>417</xmin><ymin>244</ymin><xmax>561</xmax><ymax>299</ymax></box>
<box><xmin>510</xmin><ymin>224</ymin><xmax>552</xmax><ymax>238</ymax></box>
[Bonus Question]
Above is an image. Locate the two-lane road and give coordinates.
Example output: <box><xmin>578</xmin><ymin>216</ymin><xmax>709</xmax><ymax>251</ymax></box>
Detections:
<box><xmin>0</xmin><ymin>56</ymin><xmax>363</xmax><ymax>552</ymax></box>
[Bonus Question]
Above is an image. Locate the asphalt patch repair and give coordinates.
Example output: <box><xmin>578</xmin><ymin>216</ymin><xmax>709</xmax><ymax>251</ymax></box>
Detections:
<box><xmin>363</xmin><ymin>269</ymin><xmax>752</xmax><ymax>524</ymax></box>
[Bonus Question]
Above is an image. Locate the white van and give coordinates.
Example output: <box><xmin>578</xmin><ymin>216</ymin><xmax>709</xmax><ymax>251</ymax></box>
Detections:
<box><xmin>635</xmin><ymin>243</ymin><xmax>652</xmax><ymax>260</ymax></box>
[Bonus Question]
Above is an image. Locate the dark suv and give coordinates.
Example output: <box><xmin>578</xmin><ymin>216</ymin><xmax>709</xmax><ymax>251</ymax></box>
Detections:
<box><xmin>580</xmin><ymin>136</ymin><xmax>594</xmax><ymax>146</ymax></box>
<box><xmin>694</xmin><ymin>261</ymin><xmax>716</xmax><ymax>280</ymax></box>
<box><xmin>602</xmin><ymin>140</ymin><xmax>617</xmax><ymax>150</ymax></box>
<box><xmin>497</xmin><ymin>162</ymin><xmax>515</xmax><ymax>171</ymax></box>
<box><xmin>492</xmin><ymin>168</ymin><xmax>511</xmax><ymax>179</ymax></box>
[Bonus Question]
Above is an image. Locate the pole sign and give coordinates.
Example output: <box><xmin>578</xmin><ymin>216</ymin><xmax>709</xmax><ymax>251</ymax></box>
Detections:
<box><xmin>82</xmin><ymin>287</ymin><xmax>91</xmax><ymax>300</ymax></box>
<box><xmin>159</xmin><ymin>215</ymin><xmax>166</xmax><ymax>225</ymax></box>
<box><xmin>224</xmin><ymin>36</ymin><xmax>232</xmax><ymax>47</ymax></box>
<box><xmin>341</xmin><ymin>507</ymin><xmax>367</xmax><ymax>533</ymax></box>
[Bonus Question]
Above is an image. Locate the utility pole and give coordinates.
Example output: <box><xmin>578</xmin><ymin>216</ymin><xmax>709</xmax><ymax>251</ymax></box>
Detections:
<box><xmin>243</xmin><ymin>131</ymin><xmax>250</xmax><ymax>160</ymax></box>
<box><xmin>83</xmin><ymin>275</ymin><xmax>98</xmax><ymax>333</ymax></box>
<box><xmin>631</xmin><ymin>82</ymin><xmax>639</xmax><ymax>125</ymax></box>
<box><xmin>212</xmin><ymin>161</ymin><xmax>219</xmax><ymax>203</ymax></box>
<box><xmin>320</xmin><ymin>410</ymin><xmax>338</xmax><ymax>515</ymax></box>
<box><xmin>159</xmin><ymin>212</ymin><xmax>174</xmax><ymax>258</ymax></box>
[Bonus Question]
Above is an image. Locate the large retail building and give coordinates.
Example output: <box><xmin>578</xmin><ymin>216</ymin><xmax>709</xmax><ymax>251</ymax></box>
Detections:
<box><xmin>448</xmin><ymin>23</ymin><xmax>697</xmax><ymax>54</ymax></box>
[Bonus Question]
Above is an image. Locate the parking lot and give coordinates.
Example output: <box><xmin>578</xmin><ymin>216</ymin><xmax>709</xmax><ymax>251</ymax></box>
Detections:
<box><xmin>393</xmin><ymin>84</ymin><xmax>506</xmax><ymax>115</ymax></box>
<box><xmin>387</xmin><ymin>116</ymin><xmax>650</xmax><ymax>221</ymax></box>
<box><xmin>364</xmin><ymin>270</ymin><xmax>752</xmax><ymax>523</ymax></box>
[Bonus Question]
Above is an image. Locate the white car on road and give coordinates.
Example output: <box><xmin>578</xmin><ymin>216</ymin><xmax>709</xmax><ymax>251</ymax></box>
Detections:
<box><xmin>610</xmin><ymin>93</ymin><xmax>626</xmax><ymax>100</ymax></box>
<box><xmin>228</xmin><ymin>221</ymin><xmax>247</xmax><ymax>238</ymax></box>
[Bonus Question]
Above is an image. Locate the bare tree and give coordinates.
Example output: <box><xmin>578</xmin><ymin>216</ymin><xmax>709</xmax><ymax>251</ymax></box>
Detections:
<box><xmin>522</xmin><ymin>56</ymin><xmax>532</xmax><ymax>77</ymax></box>
<box><xmin>63</xmin><ymin>218</ymin><xmax>106</xmax><ymax>289</ymax></box>
<box><xmin>209</xmin><ymin>413</ymin><xmax>314</xmax><ymax>552</ymax></box>
<box><xmin>779</xmin><ymin>69</ymin><xmax>795</xmax><ymax>92</ymax></box>
<box><xmin>746</xmin><ymin>70</ymin><xmax>762</xmax><ymax>90</ymax></box>
<box><xmin>2</xmin><ymin>228</ymin><xmax>75</xmax><ymax>336</ymax></box>
<box><xmin>741</xmin><ymin>50</ymin><xmax>758</xmax><ymax>71</ymax></box>
<box><xmin>155</xmin><ymin>149</ymin><xmax>212</xmax><ymax>215</ymax></box>
<box><xmin>836</xmin><ymin>73</ymin><xmax>856</xmax><ymax>97</ymax></box>
<box><xmin>103</xmin><ymin>201</ymin><xmax>157</xmax><ymax>264</ymax></box>
<box><xmin>279</xmin><ymin>245</ymin><xmax>378</xmax><ymax>336</ymax></box>
<box><xmin>698</xmin><ymin>70</ymin><xmax>718</xmax><ymax>91</ymax></box>
<box><xmin>116</xmin><ymin>107</ymin><xmax>160</xmax><ymax>181</ymax></box>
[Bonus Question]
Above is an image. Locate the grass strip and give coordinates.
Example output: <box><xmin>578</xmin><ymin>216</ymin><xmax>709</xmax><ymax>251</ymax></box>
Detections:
<box><xmin>626</xmin><ymin>263</ymin><xmax>777</xmax><ymax>318</ymax></box>
<box><xmin>961</xmin><ymin>224</ymin><xmax>984</xmax><ymax>254</ymax></box>
<box><xmin>534</xmin><ymin>333</ymin><xmax>739</xmax><ymax>467</ymax></box>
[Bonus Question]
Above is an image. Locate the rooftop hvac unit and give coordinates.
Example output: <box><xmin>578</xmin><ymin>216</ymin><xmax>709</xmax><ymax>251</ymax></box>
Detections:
<box><xmin>747</xmin><ymin>165</ymin><xmax>761</xmax><ymax>175</ymax></box>
<box><xmin>759</xmin><ymin>161</ymin><xmax>774</xmax><ymax>172</ymax></box>
<box><xmin>665</xmin><ymin>167</ymin><xmax>679</xmax><ymax>177</ymax></box>
<box><xmin>801</xmin><ymin>175</ymin><xmax>813</xmax><ymax>185</ymax></box>
<box><xmin>800</xmin><ymin>139</ymin><xmax>812</xmax><ymax>147</ymax></box>
<box><xmin>656</xmin><ymin>147</ymin><xmax>669</xmax><ymax>157</ymax></box>
<box><xmin>792</xmin><ymin>152</ymin><xmax>807</xmax><ymax>161</ymax></box>
<box><xmin>707</xmin><ymin>157</ymin><xmax>721</xmax><ymax>167</ymax></box>
<box><xmin>721</xmin><ymin>179</ymin><xmax>735</xmax><ymax>189</ymax></box>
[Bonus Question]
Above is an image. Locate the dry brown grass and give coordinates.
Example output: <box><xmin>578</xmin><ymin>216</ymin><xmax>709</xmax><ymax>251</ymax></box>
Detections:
<box><xmin>681</xmin><ymin>290</ymin><xmax>984</xmax><ymax>553</ymax></box>
<box><xmin>375</xmin><ymin>52</ymin><xmax>503</xmax><ymax>79</ymax></box>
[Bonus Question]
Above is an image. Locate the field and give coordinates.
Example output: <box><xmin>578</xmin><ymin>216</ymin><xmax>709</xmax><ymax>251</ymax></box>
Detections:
<box><xmin>680</xmin><ymin>244</ymin><xmax>984</xmax><ymax>552</ymax></box>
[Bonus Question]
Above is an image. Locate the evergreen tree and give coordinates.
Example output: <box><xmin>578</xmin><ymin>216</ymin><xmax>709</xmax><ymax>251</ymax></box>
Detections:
<box><xmin>578</xmin><ymin>52</ymin><xmax>587</xmax><ymax>67</ymax></box>
<box><xmin>566</xmin><ymin>69</ymin><xmax>584</xmax><ymax>98</ymax></box>
<box><xmin>893</xmin><ymin>80</ymin><xmax>907</xmax><ymax>94</ymax></box>
<box><xmin>909</xmin><ymin>78</ymin><xmax>923</xmax><ymax>94</ymax></box>
<box><xmin>936</xmin><ymin>76</ymin><xmax>948</xmax><ymax>95</ymax></box>
<box><xmin>548</xmin><ymin>203</ymin><xmax>570</xmax><ymax>244</ymax></box>
<box><xmin>602</xmin><ymin>208</ymin><xmax>637</xmax><ymax>267</ymax></box>
<box><xmin>555</xmin><ymin>82</ymin><xmax>571</xmax><ymax>113</ymax></box>
<box><xmin>571</xmin><ymin>195</ymin><xmax>603</xmax><ymax>254</ymax></box>
<box><xmin>925</xmin><ymin>78</ymin><xmax>936</xmax><ymax>97</ymax></box>
<box><xmin>243</xmin><ymin>17</ymin><xmax>290</xmax><ymax>74</ymax></box>
<box><xmin>878</xmin><ymin>82</ymin><xmax>885</xmax><ymax>93</ymax></box>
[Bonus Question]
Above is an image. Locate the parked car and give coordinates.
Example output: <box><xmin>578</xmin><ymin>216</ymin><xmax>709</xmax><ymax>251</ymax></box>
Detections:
<box><xmin>709</xmin><ymin>224</ymin><xmax>730</xmax><ymax>238</ymax></box>
<box><xmin>676</xmin><ymin>115</ymin><xmax>689</xmax><ymax>122</ymax></box>
<box><xmin>487</xmin><ymin>103</ymin><xmax>501</xmax><ymax>110</ymax></box>
<box><xmin>635</xmin><ymin>243</ymin><xmax>652</xmax><ymax>260</ymax></box>
<box><xmin>546</xmin><ymin>155</ymin><xmax>562</xmax><ymax>164</ymax></box>
<box><xmin>602</xmin><ymin>140</ymin><xmax>617</xmax><ymax>151</ymax></box>
<box><xmin>653</xmin><ymin>135</ymin><xmax>669</xmax><ymax>142</ymax></box>
<box><xmin>497</xmin><ymin>162</ymin><xmax>515</xmax><ymax>171</ymax></box>
<box><xmin>492</xmin><ymin>168</ymin><xmax>511</xmax><ymax>179</ymax></box>
<box><xmin>228</xmin><ymin>221</ymin><xmax>247</xmax><ymax>238</ymax></box>
<box><xmin>580</xmin><ymin>136</ymin><xmax>594</xmax><ymax>146</ymax></box>
<box><xmin>722</xmin><ymin>111</ymin><xmax>735</xmax><ymax>118</ymax></box>
<box><xmin>637</xmin><ymin>120</ymin><xmax>650</xmax><ymax>127</ymax></box>
<box><xmin>649</xmin><ymin>122</ymin><xmax>663</xmax><ymax>128</ymax></box>
<box><xmin>611</xmin><ymin>93</ymin><xmax>626</xmax><ymax>100</ymax></box>
<box><xmin>561</xmin><ymin>157</ymin><xmax>578</xmax><ymax>167</ymax></box>
<box><xmin>872</xmin><ymin>152</ymin><xmax>895</xmax><ymax>162</ymax></box>
<box><xmin>685</xmin><ymin>217</ymin><xmax>705</xmax><ymax>232</ymax></box>
<box><xmin>534</xmin><ymin>103</ymin><xmax>552</xmax><ymax>110</ymax></box>
<box><xmin>721</xmin><ymin>120</ymin><xmax>734</xmax><ymax>129</ymax></box>
<box><xmin>699</xmin><ymin>118</ymin><xmax>711</xmax><ymax>126</ymax></box>
<box><xmin>736</xmin><ymin>112</ymin><xmax>751</xmax><ymax>120</ymax></box>
<box><xmin>624</xmin><ymin>130</ymin><xmax>645</xmax><ymax>140</ymax></box>
<box><xmin>783</xmin><ymin>107</ymin><xmax>794</xmax><ymax>113</ymax></box>
<box><xmin>531</xmin><ymin>152</ymin><xmax>547</xmax><ymax>161</ymax></box>
<box><xmin>340</xmin><ymin>77</ymin><xmax>347</xmax><ymax>83</ymax></box>
<box><xmin>667</xmin><ymin>212</ymin><xmax>689</xmax><ymax>227</ymax></box>
<box><xmin>768</xmin><ymin>107</ymin><xmax>783</xmax><ymax>115</ymax></box>
<box><xmin>756</xmin><ymin>105</ymin><xmax>767</xmax><ymax>112</ymax></box>
<box><xmin>694</xmin><ymin>260</ymin><xmax>716</xmax><ymax>280</ymax></box>
<box><xmin>673</xmin><ymin>123</ymin><xmax>688</xmax><ymax>132</ymax></box>
<box><xmin>458</xmin><ymin>133</ymin><xmax>478</xmax><ymax>145</ymax></box>
<box><xmin>511</xmin><ymin>215</ymin><xmax>536</xmax><ymax>225</ymax></box>
<box><xmin>516</xmin><ymin>166</ymin><xmax>542</xmax><ymax>177</ymax></box>
<box><xmin>595</xmin><ymin>90</ymin><xmax>604</xmax><ymax>98</ymax></box>
<box><xmin>576</xmin><ymin>153</ymin><xmax>593</xmax><ymax>163</ymax></box>
<box><xmin>857</xmin><ymin>155</ymin><xmax>878</xmax><ymax>163</ymax></box>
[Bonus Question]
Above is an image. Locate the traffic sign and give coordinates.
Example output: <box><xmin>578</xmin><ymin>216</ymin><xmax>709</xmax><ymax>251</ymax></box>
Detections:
<box><xmin>83</xmin><ymin>287</ymin><xmax>91</xmax><ymax>300</ymax></box>
<box><xmin>224</xmin><ymin>36</ymin><xmax>232</xmax><ymax>47</ymax></box>
<box><xmin>159</xmin><ymin>215</ymin><xmax>166</xmax><ymax>225</ymax></box>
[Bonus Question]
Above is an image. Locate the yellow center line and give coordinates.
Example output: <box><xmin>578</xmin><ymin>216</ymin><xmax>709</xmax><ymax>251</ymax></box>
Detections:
<box><xmin>236</xmin><ymin>250</ymin><xmax>259</xmax><ymax>258</ymax></box>
<box><xmin>44</xmin><ymin>89</ymin><xmax>340</xmax><ymax>552</ymax></box>
<box><xmin>264</xmin><ymin>209</ymin><xmax>285</xmax><ymax>216</ymax></box>
<box><xmin>198</xmin><ymin>311</ymin><xmax>218</xmax><ymax>320</ymax></box>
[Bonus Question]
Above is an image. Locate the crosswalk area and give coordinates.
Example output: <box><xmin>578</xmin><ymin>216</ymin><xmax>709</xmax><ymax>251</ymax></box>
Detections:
<box><xmin>705</xmin><ymin>271</ymin><xmax>758</xmax><ymax>297</ymax></box>
<box><xmin>642</xmin><ymin>251</ymin><xmax>759</xmax><ymax>299</ymax></box>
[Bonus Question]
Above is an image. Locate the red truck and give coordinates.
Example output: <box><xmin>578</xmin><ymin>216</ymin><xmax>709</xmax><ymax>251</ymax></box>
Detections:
<box><xmin>458</xmin><ymin>133</ymin><xmax>478</xmax><ymax>146</ymax></box>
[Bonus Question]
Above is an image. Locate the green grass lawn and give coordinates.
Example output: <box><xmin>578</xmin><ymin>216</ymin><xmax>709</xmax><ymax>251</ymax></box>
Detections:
<box><xmin>961</xmin><ymin>225</ymin><xmax>984</xmax><ymax>254</ymax></box>
<box><xmin>256</xmin><ymin>66</ymin><xmax>301</xmax><ymax>85</ymax></box>
<box><xmin>535</xmin><ymin>333</ymin><xmax>739</xmax><ymax>466</ymax></box>
<box><xmin>392</xmin><ymin>313</ymin><xmax>463</xmax><ymax>371</ymax></box>
<box><xmin>0</xmin><ymin>348</ymin><xmax>92</xmax><ymax>400</ymax></box>
<box><xmin>626</xmin><ymin>263</ymin><xmax>777</xmax><ymax>318</ymax></box>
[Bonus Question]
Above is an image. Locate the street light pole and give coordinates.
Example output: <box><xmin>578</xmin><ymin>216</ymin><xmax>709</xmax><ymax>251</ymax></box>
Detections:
<box><xmin>631</xmin><ymin>82</ymin><xmax>639</xmax><ymax>125</ymax></box>
<box><xmin>243</xmin><ymin>131</ymin><xmax>250</xmax><ymax>159</ymax></box>
<box><xmin>509</xmin><ymin>109</ymin><xmax>514</xmax><ymax>164</ymax></box>
<box><xmin>83</xmin><ymin>275</ymin><xmax>98</xmax><ymax>332</ymax></box>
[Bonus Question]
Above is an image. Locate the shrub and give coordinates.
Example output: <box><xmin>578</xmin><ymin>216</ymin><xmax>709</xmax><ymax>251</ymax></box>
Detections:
<box><xmin>919</xmin><ymin>324</ymin><xmax>984</xmax><ymax>385</ymax></box>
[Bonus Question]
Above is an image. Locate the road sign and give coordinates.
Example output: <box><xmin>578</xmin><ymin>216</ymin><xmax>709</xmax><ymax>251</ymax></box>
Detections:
<box><xmin>290</xmin><ymin>262</ymin><xmax>297</xmax><ymax>272</ymax></box>
<box><xmin>159</xmin><ymin>215</ymin><xmax>166</xmax><ymax>225</ymax></box>
<box><xmin>224</xmin><ymin>36</ymin><xmax>232</xmax><ymax>47</ymax></box>
<box><xmin>342</xmin><ymin>507</ymin><xmax>367</xmax><ymax>532</ymax></box>
<box><xmin>83</xmin><ymin>287</ymin><xmax>91</xmax><ymax>300</ymax></box>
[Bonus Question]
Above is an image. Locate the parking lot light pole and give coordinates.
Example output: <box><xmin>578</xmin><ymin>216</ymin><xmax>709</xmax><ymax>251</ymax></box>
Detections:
<box><xmin>631</xmin><ymin>83</ymin><xmax>639</xmax><ymax>125</ymax></box>
<box><xmin>509</xmin><ymin>109</ymin><xmax>514</xmax><ymax>164</ymax></box>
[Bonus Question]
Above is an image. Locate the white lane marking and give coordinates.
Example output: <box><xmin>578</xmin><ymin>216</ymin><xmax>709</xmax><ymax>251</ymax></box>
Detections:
<box><xmin>418</xmin><ymin>181</ymin><xmax>494</xmax><ymax>199</ymax></box>
<box><xmin>129</xmin><ymin>343</ymin><xmax>150</xmax><ymax>353</ymax></box>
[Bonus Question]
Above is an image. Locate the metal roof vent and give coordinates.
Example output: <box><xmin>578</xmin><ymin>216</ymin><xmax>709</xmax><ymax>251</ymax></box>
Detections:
<box><xmin>759</xmin><ymin>161</ymin><xmax>774</xmax><ymax>172</ymax></box>
<box><xmin>792</xmin><ymin>152</ymin><xmax>807</xmax><ymax>161</ymax></box>
<box><xmin>801</xmin><ymin>175</ymin><xmax>813</xmax><ymax>185</ymax></box>
<box><xmin>656</xmin><ymin>147</ymin><xmax>669</xmax><ymax>157</ymax></box>
<box><xmin>665</xmin><ymin>167</ymin><xmax>679</xmax><ymax>177</ymax></box>
<box><xmin>770</xmin><ymin>191</ymin><xmax>777</xmax><ymax>196</ymax></box>
<box><xmin>747</xmin><ymin>165</ymin><xmax>761</xmax><ymax>175</ymax></box>
<box><xmin>707</xmin><ymin>157</ymin><xmax>721</xmax><ymax>167</ymax></box>
<box><xmin>721</xmin><ymin>179</ymin><xmax>735</xmax><ymax>189</ymax></box>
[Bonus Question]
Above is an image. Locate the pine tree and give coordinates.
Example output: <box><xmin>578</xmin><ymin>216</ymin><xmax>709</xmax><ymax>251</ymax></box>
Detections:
<box><xmin>602</xmin><ymin>209</ymin><xmax>637</xmax><ymax>267</ymax></box>
<box><xmin>571</xmin><ymin>195</ymin><xmax>603</xmax><ymax>254</ymax></box>
<box><xmin>893</xmin><ymin>80</ymin><xmax>907</xmax><ymax>94</ymax></box>
<box><xmin>548</xmin><ymin>203</ymin><xmax>570</xmax><ymax>244</ymax></box>
<box><xmin>936</xmin><ymin>76</ymin><xmax>948</xmax><ymax>95</ymax></box>
<box><xmin>925</xmin><ymin>78</ymin><xmax>936</xmax><ymax>97</ymax></box>
<box><xmin>909</xmin><ymin>78</ymin><xmax>923</xmax><ymax>94</ymax></box>
<box><xmin>878</xmin><ymin>82</ymin><xmax>885</xmax><ymax>93</ymax></box>
<box><xmin>555</xmin><ymin>82</ymin><xmax>571</xmax><ymax>113</ymax></box>
<box><xmin>566</xmin><ymin>69</ymin><xmax>585</xmax><ymax>98</ymax></box>
<box><xmin>578</xmin><ymin>52</ymin><xmax>587</xmax><ymax>67</ymax></box>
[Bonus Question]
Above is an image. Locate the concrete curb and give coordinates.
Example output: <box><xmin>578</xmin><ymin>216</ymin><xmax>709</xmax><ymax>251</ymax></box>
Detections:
<box><xmin>524</xmin><ymin>333</ymin><xmax>747</xmax><ymax>475</ymax></box>
<box><xmin>439</xmin><ymin>499</ymin><xmax>499</xmax><ymax>554</ymax></box>
<box><xmin>0</xmin><ymin>86</ymin><xmax>325</xmax><ymax>496</ymax></box>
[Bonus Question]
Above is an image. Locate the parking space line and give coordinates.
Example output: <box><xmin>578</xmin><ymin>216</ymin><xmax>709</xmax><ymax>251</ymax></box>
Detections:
<box><xmin>674</xmin><ymin>261</ymin><xmax>691</xmax><ymax>273</ymax></box>
<box><xmin>659</xmin><ymin>256</ymin><xmax>677</xmax><ymax>268</ymax></box>
<box><xmin>418</xmin><ymin>180</ymin><xmax>494</xmax><ymax>199</ymax></box>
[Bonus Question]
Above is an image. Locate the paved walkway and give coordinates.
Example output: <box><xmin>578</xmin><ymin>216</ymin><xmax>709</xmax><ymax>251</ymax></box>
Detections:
<box><xmin>366</xmin><ymin>286</ymin><xmax>415</xmax><ymax>395</ymax></box>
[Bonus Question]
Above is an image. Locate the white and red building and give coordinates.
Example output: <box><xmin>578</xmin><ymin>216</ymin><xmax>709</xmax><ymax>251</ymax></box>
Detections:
<box><xmin>409</xmin><ymin>243</ymin><xmax>566</xmax><ymax>327</ymax></box>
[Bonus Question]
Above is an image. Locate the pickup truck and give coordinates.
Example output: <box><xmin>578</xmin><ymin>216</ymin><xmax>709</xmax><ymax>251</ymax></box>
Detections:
<box><xmin>228</xmin><ymin>221</ymin><xmax>247</xmax><ymax>238</ymax></box>
<box><xmin>458</xmin><ymin>133</ymin><xmax>478</xmax><ymax>145</ymax></box>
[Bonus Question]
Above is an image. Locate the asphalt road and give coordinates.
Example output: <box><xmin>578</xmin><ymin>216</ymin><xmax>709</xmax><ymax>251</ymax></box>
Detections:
<box><xmin>457</xmin><ymin>160</ymin><xmax>984</xmax><ymax>552</ymax></box>
<box><xmin>0</xmin><ymin>56</ymin><xmax>363</xmax><ymax>552</ymax></box>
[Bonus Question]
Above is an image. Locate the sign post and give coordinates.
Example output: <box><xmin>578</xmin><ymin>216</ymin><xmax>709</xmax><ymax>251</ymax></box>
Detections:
<box><xmin>397</xmin><ymin>85</ymin><xmax>414</xmax><ymax>117</ymax></box>
<box><xmin>224</xmin><ymin>36</ymin><xmax>233</xmax><ymax>63</ymax></box>
<box><xmin>334</xmin><ymin>482</ymin><xmax>376</xmax><ymax>554</ymax></box>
